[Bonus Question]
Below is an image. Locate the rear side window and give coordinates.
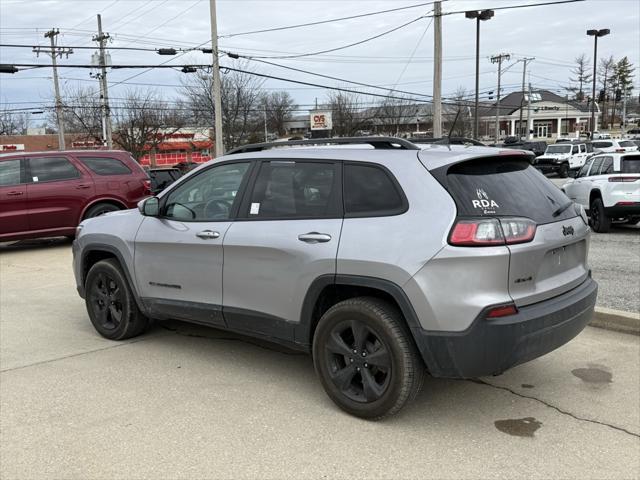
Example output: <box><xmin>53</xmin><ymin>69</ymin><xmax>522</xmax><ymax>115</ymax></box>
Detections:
<box><xmin>0</xmin><ymin>159</ymin><xmax>22</xmax><ymax>186</ymax></box>
<box><xmin>28</xmin><ymin>157</ymin><xmax>79</xmax><ymax>182</ymax></box>
<box><xmin>79</xmin><ymin>156</ymin><xmax>131</xmax><ymax>175</ymax></box>
<box><xmin>600</xmin><ymin>157</ymin><xmax>614</xmax><ymax>174</ymax></box>
<box><xmin>442</xmin><ymin>158</ymin><xmax>576</xmax><ymax>224</ymax></box>
<box><xmin>622</xmin><ymin>155</ymin><xmax>640</xmax><ymax>173</ymax></box>
<box><xmin>589</xmin><ymin>157</ymin><xmax>603</xmax><ymax>176</ymax></box>
<box><xmin>248</xmin><ymin>161</ymin><xmax>338</xmax><ymax>219</ymax></box>
<box><xmin>344</xmin><ymin>163</ymin><xmax>406</xmax><ymax>216</ymax></box>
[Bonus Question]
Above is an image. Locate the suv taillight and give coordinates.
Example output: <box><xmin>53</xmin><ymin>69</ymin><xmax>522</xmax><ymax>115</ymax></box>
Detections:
<box><xmin>608</xmin><ymin>176</ymin><xmax>640</xmax><ymax>182</ymax></box>
<box><xmin>449</xmin><ymin>217</ymin><xmax>536</xmax><ymax>247</ymax></box>
<box><xmin>142</xmin><ymin>179</ymin><xmax>151</xmax><ymax>194</ymax></box>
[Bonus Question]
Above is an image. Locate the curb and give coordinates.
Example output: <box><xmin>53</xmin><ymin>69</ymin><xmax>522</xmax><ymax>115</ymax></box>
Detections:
<box><xmin>590</xmin><ymin>307</ymin><xmax>640</xmax><ymax>336</ymax></box>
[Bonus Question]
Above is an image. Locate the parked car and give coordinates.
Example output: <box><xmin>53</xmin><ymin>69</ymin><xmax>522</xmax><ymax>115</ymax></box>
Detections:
<box><xmin>562</xmin><ymin>152</ymin><xmax>640</xmax><ymax>232</ymax></box>
<box><xmin>533</xmin><ymin>142</ymin><xmax>593</xmax><ymax>177</ymax></box>
<box><xmin>0</xmin><ymin>150</ymin><xmax>150</xmax><ymax>242</ymax></box>
<box><xmin>499</xmin><ymin>140</ymin><xmax>547</xmax><ymax>157</ymax></box>
<box><xmin>592</xmin><ymin>131</ymin><xmax>612</xmax><ymax>140</ymax></box>
<box><xmin>148</xmin><ymin>167</ymin><xmax>182</xmax><ymax>195</ymax></box>
<box><xmin>592</xmin><ymin>139</ymin><xmax>639</xmax><ymax>153</ymax></box>
<box><xmin>73</xmin><ymin>136</ymin><xmax>596</xmax><ymax>419</ymax></box>
<box><xmin>624</xmin><ymin>128</ymin><xmax>640</xmax><ymax>139</ymax></box>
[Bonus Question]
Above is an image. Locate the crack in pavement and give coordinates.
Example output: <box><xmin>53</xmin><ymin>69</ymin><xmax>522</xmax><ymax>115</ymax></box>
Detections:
<box><xmin>470</xmin><ymin>378</ymin><xmax>640</xmax><ymax>439</ymax></box>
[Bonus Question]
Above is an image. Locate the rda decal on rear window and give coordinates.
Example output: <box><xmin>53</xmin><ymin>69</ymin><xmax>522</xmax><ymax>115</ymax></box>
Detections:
<box><xmin>472</xmin><ymin>188</ymin><xmax>500</xmax><ymax>214</ymax></box>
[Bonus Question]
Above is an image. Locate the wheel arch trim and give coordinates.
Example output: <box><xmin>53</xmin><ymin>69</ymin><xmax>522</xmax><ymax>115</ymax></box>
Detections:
<box><xmin>79</xmin><ymin>197</ymin><xmax>128</xmax><ymax>222</ymax></box>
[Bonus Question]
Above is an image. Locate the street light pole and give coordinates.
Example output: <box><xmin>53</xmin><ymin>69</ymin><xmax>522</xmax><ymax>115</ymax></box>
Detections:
<box><xmin>587</xmin><ymin>28</ymin><xmax>610</xmax><ymax>137</ymax></box>
<box><xmin>465</xmin><ymin>9</ymin><xmax>494</xmax><ymax>140</ymax></box>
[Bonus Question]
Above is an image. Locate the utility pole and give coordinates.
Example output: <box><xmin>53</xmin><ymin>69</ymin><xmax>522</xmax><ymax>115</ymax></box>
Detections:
<box><xmin>93</xmin><ymin>15</ymin><xmax>112</xmax><ymax>149</ymax></box>
<box><xmin>490</xmin><ymin>53</ymin><xmax>510</xmax><ymax>143</ymax></box>
<box><xmin>209</xmin><ymin>0</ymin><xmax>224</xmax><ymax>156</ymax></box>
<box><xmin>34</xmin><ymin>30</ymin><xmax>72</xmax><ymax>150</ymax></box>
<box><xmin>526</xmin><ymin>82</ymin><xmax>532</xmax><ymax>140</ymax></box>
<box><xmin>264</xmin><ymin>106</ymin><xmax>268</xmax><ymax>141</ymax></box>
<box><xmin>517</xmin><ymin>57</ymin><xmax>534</xmax><ymax>139</ymax></box>
<box><xmin>622</xmin><ymin>88</ymin><xmax>627</xmax><ymax>130</ymax></box>
<box><xmin>432</xmin><ymin>1</ymin><xmax>442</xmax><ymax>138</ymax></box>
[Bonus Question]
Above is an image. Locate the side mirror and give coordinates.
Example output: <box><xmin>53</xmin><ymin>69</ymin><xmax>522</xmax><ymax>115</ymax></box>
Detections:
<box><xmin>138</xmin><ymin>197</ymin><xmax>159</xmax><ymax>217</ymax></box>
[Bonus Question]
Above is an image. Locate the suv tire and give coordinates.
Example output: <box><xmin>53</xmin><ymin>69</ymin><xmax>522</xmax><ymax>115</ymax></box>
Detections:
<box><xmin>590</xmin><ymin>197</ymin><xmax>611</xmax><ymax>233</ymax></box>
<box><xmin>84</xmin><ymin>202</ymin><xmax>121</xmax><ymax>219</ymax></box>
<box><xmin>312</xmin><ymin>297</ymin><xmax>424</xmax><ymax>419</ymax></box>
<box><xmin>85</xmin><ymin>259</ymin><xmax>150</xmax><ymax>340</ymax></box>
<box><xmin>558</xmin><ymin>163</ymin><xmax>569</xmax><ymax>178</ymax></box>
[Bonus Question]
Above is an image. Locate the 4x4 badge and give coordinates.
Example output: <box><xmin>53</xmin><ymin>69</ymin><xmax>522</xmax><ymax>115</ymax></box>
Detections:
<box><xmin>562</xmin><ymin>225</ymin><xmax>574</xmax><ymax>236</ymax></box>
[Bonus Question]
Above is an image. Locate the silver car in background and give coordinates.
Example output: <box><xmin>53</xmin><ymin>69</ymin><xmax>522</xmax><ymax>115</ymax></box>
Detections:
<box><xmin>73</xmin><ymin>137</ymin><xmax>597</xmax><ymax>419</ymax></box>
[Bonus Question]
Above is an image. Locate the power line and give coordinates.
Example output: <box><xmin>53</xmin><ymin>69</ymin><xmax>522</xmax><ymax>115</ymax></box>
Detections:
<box><xmin>0</xmin><ymin>43</ymin><xmax>195</xmax><ymax>52</ymax></box>
<box><xmin>391</xmin><ymin>17</ymin><xmax>434</xmax><ymax>90</ymax></box>
<box><xmin>219</xmin><ymin>1</ymin><xmax>443</xmax><ymax>38</ymax></box>
<box><xmin>438</xmin><ymin>0</ymin><xmax>584</xmax><ymax>16</ymax></box>
<box><xmin>243</xmin><ymin>15</ymin><xmax>430</xmax><ymax>60</ymax></box>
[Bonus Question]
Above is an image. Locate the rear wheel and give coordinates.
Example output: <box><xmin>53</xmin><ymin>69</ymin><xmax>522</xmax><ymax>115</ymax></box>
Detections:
<box><xmin>312</xmin><ymin>297</ymin><xmax>424</xmax><ymax>419</ymax></box>
<box><xmin>590</xmin><ymin>197</ymin><xmax>611</xmax><ymax>233</ymax></box>
<box><xmin>84</xmin><ymin>202</ymin><xmax>121</xmax><ymax>219</ymax></box>
<box><xmin>85</xmin><ymin>259</ymin><xmax>149</xmax><ymax>340</ymax></box>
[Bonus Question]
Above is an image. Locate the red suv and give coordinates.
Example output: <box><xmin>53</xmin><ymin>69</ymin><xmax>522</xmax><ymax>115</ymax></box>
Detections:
<box><xmin>0</xmin><ymin>150</ymin><xmax>150</xmax><ymax>241</ymax></box>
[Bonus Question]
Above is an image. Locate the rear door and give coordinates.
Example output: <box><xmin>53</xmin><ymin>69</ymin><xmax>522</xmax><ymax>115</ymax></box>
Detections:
<box><xmin>222</xmin><ymin>159</ymin><xmax>342</xmax><ymax>339</ymax></box>
<box><xmin>0</xmin><ymin>157</ymin><xmax>28</xmax><ymax>238</ymax></box>
<box><xmin>25</xmin><ymin>155</ymin><xmax>95</xmax><ymax>232</ymax></box>
<box><xmin>442</xmin><ymin>157</ymin><xmax>590</xmax><ymax>307</ymax></box>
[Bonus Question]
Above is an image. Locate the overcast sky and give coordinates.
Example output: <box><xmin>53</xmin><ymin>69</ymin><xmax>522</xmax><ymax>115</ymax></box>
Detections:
<box><xmin>1</xmin><ymin>0</ymin><xmax>638</xmax><ymax>123</ymax></box>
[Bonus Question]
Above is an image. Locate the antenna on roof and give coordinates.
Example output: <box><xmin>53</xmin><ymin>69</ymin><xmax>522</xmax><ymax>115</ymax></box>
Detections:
<box><xmin>443</xmin><ymin>109</ymin><xmax>462</xmax><ymax>149</ymax></box>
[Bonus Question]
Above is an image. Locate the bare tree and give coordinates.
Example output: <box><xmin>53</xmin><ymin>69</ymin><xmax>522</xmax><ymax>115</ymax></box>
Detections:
<box><xmin>324</xmin><ymin>90</ymin><xmax>373</xmax><ymax>137</ymax></box>
<box><xmin>261</xmin><ymin>91</ymin><xmax>297</xmax><ymax>137</ymax></box>
<box><xmin>569</xmin><ymin>54</ymin><xmax>592</xmax><ymax>101</ymax></box>
<box><xmin>182</xmin><ymin>63</ymin><xmax>265</xmax><ymax>149</ymax></box>
<box><xmin>0</xmin><ymin>106</ymin><xmax>29</xmax><ymax>135</ymax></box>
<box><xmin>112</xmin><ymin>90</ymin><xmax>186</xmax><ymax>161</ymax></box>
<box><xmin>598</xmin><ymin>56</ymin><xmax>616</xmax><ymax>128</ymax></box>
<box><xmin>375</xmin><ymin>96</ymin><xmax>418</xmax><ymax>136</ymax></box>
<box><xmin>445</xmin><ymin>87</ymin><xmax>472</xmax><ymax>137</ymax></box>
<box><xmin>58</xmin><ymin>86</ymin><xmax>103</xmax><ymax>142</ymax></box>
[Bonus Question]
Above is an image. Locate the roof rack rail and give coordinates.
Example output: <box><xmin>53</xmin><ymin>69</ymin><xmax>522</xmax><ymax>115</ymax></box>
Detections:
<box><xmin>225</xmin><ymin>136</ymin><xmax>420</xmax><ymax>155</ymax></box>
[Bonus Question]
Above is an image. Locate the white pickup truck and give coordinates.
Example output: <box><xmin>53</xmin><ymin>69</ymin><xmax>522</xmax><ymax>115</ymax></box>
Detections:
<box><xmin>534</xmin><ymin>142</ymin><xmax>592</xmax><ymax>177</ymax></box>
<box><xmin>562</xmin><ymin>152</ymin><xmax>640</xmax><ymax>232</ymax></box>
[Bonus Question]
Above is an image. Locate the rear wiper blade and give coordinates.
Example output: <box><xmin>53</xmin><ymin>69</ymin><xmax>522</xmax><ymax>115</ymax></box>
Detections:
<box><xmin>552</xmin><ymin>200</ymin><xmax>573</xmax><ymax>217</ymax></box>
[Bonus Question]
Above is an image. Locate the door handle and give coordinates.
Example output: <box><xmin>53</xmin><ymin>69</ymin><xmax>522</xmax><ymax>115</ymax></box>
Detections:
<box><xmin>76</xmin><ymin>184</ymin><xmax>91</xmax><ymax>189</ymax></box>
<box><xmin>298</xmin><ymin>232</ymin><xmax>332</xmax><ymax>243</ymax></box>
<box><xmin>6</xmin><ymin>191</ymin><xmax>24</xmax><ymax>196</ymax></box>
<box><xmin>196</xmin><ymin>230</ymin><xmax>220</xmax><ymax>240</ymax></box>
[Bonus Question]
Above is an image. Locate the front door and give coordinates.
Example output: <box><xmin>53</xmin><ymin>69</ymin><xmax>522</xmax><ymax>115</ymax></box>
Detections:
<box><xmin>134</xmin><ymin>161</ymin><xmax>252</xmax><ymax>326</ymax></box>
<box><xmin>536</xmin><ymin>125</ymin><xmax>548</xmax><ymax>138</ymax></box>
<box><xmin>0</xmin><ymin>158</ymin><xmax>28</xmax><ymax>238</ymax></box>
<box><xmin>222</xmin><ymin>160</ymin><xmax>342</xmax><ymax>341</ymax></box>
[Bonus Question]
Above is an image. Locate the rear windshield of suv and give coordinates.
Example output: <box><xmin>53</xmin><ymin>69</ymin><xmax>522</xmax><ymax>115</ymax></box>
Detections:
<box><xmin>619</xmin><ymin>141</ymin><xmax>637</xmax><ymax>148</ymax></box>
<box><xmin>593</xmin><ymin>141</ymin><xmax>613</xmax><ymax>149</ymax></box>
<box><xmin>441</xmin><ymin>158</ymin><xmax>576</xmax><ymax>225</ymax></box>
<box><xmin>622</xmin><ymin>155</ymin><xmax>640</xmax><ymax>173</ymax></box>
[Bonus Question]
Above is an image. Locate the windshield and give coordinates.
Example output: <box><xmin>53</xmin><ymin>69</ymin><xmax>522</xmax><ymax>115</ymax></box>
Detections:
<box><xmin>546</xmin><ymin>145</ymin><xmax>571</xmax><ymax>154</ymax></box>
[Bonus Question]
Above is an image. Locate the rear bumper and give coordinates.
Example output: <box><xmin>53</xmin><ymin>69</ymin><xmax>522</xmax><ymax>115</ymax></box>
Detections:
<box><xmin>413</xmin><ymin>277</ymin><xmax>598</xmax><ymax>378</ymax></box>
<box><xmin>604</xmin><ymin>203</ymin><xmax>640</xmax><ymax>217</ymax></box>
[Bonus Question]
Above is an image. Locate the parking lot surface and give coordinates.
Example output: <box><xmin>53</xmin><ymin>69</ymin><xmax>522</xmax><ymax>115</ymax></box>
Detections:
<box><xmin>1</xmin><ymin>240</ymin><xmax>639</xmax><ymax>479</ymax></box>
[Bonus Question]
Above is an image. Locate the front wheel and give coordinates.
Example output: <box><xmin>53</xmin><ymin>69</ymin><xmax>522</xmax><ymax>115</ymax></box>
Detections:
<box><xmin>312</xmin><ymin>297</ymin><xmax>425</xmax><ymax>419</ymax></box>
<box><xmin>590</xmin><ymin>197</ymin><xmax>611</xmax><ymax>233</ymax></box>
<box><xmin>85</xmin><ymin>259</ymin><xmax>150</xmax><ymax>340</ymax></box>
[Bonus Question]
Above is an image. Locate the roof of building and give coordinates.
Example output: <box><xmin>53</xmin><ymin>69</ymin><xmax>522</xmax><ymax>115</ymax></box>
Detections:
<box><xmin>482</xmin><ymin>90</ymin><xmax>591</xmax><ymax>117</ymax></box>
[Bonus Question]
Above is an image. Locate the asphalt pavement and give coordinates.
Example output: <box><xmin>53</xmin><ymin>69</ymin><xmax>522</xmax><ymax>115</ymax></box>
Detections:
<box><xmin>1</xmin><ymin>240</ymin><xmax>639</xmax><ymax>479</ymax></box>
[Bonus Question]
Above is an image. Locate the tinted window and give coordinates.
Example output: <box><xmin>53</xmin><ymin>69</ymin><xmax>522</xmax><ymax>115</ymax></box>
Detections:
<box><xmin>0</xmin><ymin>159</ymin><xmax>22</xmax><ymax>186</ymax></box>
<box><xmin>593</xmin><ymin>141</ymin><xmax>613</xmax><ymax>149</ymax></box>
<box><xmin>248</xmin><ymin>161</ymin><xmax>337</xmax><ymax>219</ymax></box>
<box><xmin>600</xmin><ymin>157</ymin><xmax>614</xmax><ymax>175</ymax></box>
<box><xmin>29</xmin><ymin>157</ymin><xmax>79</xmax><ymax>182</ymax></box>
<box><xmin>571</xmin><ymin>145</ymin><xmax>579</xmax><ymax>154</ymax></box>
<box><xmin>79</xmin><ymin>156</ymin><xmax>131</xmax><ymax>175</ymax></box>
<box><xmin>344</xmin><ymin>164</ymin><xmax>405</xmax><ymax>215</ymax></box>
<box><xmin>164</xmin><ymin>162</ymin><xmax>250</xmax><ymax>221</ymax></box>
<box><xmin>150</xmin><ymin>169</ymin><xmax>180</xmax><ymax>192</ymax></box>
<box><xmin>622</xmin><ymin>155</ymin><xmax>640</xmax><ymax>173</ymax></box>
<box><xmin>619</xmin><ymin>141</ymin><xmax>636</xmax><ymax>148</ymax></box>
<box><xmin>443</xmin><ymin>158</ymin><xmax>576</xmax><ymax>224</ymax></box>
<box><xmin>589</xmin><ymin>157</ymin><xmax>603</xmax><ymax>176</ymax></box>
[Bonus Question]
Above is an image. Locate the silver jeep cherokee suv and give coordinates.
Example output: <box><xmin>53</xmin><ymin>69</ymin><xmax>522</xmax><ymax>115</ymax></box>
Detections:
<box><xmin>73</xmin><ymin>137</ymin><xmax>598</xmax><ymax>419</ymax></box>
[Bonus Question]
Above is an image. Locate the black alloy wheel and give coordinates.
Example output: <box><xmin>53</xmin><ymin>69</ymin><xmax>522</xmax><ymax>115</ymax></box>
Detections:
<box><xmin>88</xmin><ymin>272</ymin><xmax>124</xmax><ymax>331</ymax></box>
<box><xmin>324</xmin><ymin>319</ymin><xmax>391</xmax><ymax>403</ymax></box>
